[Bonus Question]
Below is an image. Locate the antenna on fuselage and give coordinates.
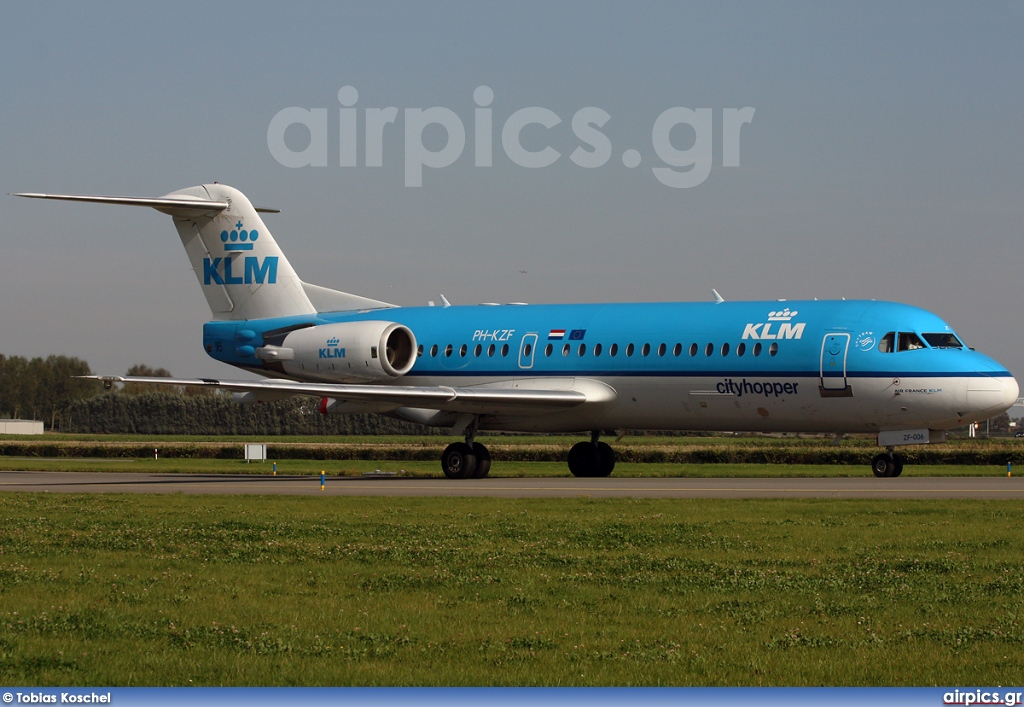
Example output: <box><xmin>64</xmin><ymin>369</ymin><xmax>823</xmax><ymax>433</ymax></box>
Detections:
<box><xmin>712</xmin><ymin>289</ymin><xmax>725</xmax><ymax>303</ymax></box>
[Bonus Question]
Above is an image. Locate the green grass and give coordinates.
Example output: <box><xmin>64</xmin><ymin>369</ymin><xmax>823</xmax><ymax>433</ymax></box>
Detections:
<box><xmin>0</xmin><ymin>456</ymin><xmax>1016</xmax><ymax>477</ymax></box>
<box><xmin>5</xmin><ymin>434</ymin><xmax>1022</xmax><ymax>468</ymax></box>
<box><xmin>1</xmin><ymin>492</ymin><xmax>1023</xmax><ymax>686</ymax></box>
<box><xmin>6</xmin><ymin>432</ymin><xmax>1020</xmax><ymax>446</ymax></box>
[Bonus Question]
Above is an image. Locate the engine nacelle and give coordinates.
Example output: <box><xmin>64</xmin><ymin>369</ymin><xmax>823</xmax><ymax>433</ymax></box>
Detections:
<box><xmin>270</xmin><ymin>321</ymin><xmax>417</xmax><ymax>383</ymax></box>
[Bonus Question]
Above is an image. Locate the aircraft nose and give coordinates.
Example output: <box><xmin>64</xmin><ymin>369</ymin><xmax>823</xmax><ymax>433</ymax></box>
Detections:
<box><xmin>966</xmin><ymin>375</ymin><xmax>1019</xmax><ymax>417</ymax></box>
<box><xmin>1005</xmin><ymin>376</ymin><xmax>1020</xmax><ymax>411</ymax></box>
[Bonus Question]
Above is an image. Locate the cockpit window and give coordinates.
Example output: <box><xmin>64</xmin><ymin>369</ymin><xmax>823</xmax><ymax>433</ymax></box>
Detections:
<box><xmin>878</xmin><ymin>332</ymin><xmax>895</xmax><ymax>353</ymax></box>
<box><xmin>922</xmin><ymin>333</ymin><xmax>963</xmax><ymax>349</ymax></box>
<box><xmin>897</xmin><ymin>332</ymin><xmax>926</xmax><ymax>352</ymax></box>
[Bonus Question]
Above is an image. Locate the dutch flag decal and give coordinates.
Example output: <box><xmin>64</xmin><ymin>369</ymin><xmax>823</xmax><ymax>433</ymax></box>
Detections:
<box><xmin>548</xmin><ymin>329</ymin><xmax>566</xmax><ymax>340</ymax></box>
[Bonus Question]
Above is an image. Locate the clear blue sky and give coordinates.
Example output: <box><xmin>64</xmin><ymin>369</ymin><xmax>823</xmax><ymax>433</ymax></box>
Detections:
<box><xmin>2</xmin><ymin>1</ymin><xmax>1022</xmax><ymax>389</ymax></box>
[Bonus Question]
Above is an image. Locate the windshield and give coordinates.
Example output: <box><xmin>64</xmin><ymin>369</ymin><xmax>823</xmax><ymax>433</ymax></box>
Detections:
<box><xmin>922</xmin><ymin>333</ymin><xmax>963</xmax><ymax>349</ymax></box>
<box><xmin>897</xmin><ymin>332</ymin><xmax>926</xmax><ymax>351</ymax></box>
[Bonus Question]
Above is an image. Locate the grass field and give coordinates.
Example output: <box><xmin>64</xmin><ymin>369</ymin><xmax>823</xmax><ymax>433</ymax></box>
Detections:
<box><xmin>2</xmin><ymin>492</ymin><xmax>1023</xmax><ymax>686</ymax></box>
<box><xmin>0</xmin><ymin>456</ymin><xmax>1016</xmax><ymax>478</ymax></box>
<box><xmin>1</xmin><ymin>432</ymin><xmax>1021</xmax><ymax>476</ymax></box>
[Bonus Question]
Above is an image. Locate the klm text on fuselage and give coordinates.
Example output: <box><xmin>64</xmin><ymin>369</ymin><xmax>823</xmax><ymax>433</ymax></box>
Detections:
<box><xmin>203</xmin><ymin>256</ymin><xmax>279</xmax><ymax>285</ymax></box>
<box><xmin>741</xmin><ymin>322</ymin><xmax>805</xmax><ymax>340</ymax></box>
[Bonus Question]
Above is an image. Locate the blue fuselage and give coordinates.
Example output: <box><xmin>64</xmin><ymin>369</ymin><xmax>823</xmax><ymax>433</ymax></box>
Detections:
<box><xmin>202</xmin><ymin>299</ymin><xmax>1017</xmax><ymax>435</ymax></box>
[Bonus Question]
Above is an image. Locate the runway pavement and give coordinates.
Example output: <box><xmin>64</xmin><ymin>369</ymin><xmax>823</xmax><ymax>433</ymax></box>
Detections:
<box><xmin>1</xmin><ymin>470</ymin><xmax>1023</xmax><ymax>499</ymax></box>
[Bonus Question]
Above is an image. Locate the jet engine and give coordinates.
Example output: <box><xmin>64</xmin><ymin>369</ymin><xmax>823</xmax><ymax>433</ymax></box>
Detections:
<box><xmin>259</xmin><ymin>321</ymin><xmax>417</xmax><ymax>383</ymax></box>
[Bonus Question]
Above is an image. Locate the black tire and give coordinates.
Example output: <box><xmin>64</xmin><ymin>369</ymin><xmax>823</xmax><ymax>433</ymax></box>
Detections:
<box><xmin>441</xmin><ymin>442</ymin><xmax>478</xmax><ymax>479</ymax></box>
<box><xmin>596</xmin><ymin>441</ymin><xmax>616</xmax><ymax>477</ymax></box>
<box><xmin>871</xmin><ymin>453</ymin><xmax>895</xmax><ymax>478</ymax></box>
<box><xmin>568</xmin><ymin>441</ymin><xmax>600</xmax><ymax>477</ymax></box>
<box><xmin>891</xmin><ymin>455</ymin><xmax>904</xmax><ymax>477</ymax></box>
<box><xmin>472</xmin><ymin>443</ymin><xmax>491</xmax><ymax>478</ymax></box>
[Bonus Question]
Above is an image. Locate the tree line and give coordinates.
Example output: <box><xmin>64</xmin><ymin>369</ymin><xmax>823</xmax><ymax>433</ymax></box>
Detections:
<box><xmin>0</xmin><ymin>354</ymin><xmax>437</xmax><ymax>435</ymax></box>
<box><xmin>66</xmin><ymin>392</ymin><xmax>438</xmax><ymax>435</ymax></box>
<box><xmin>0</xmin><ymin>355</ymin><xmax>98</xmax><ymax>430</ymax></box>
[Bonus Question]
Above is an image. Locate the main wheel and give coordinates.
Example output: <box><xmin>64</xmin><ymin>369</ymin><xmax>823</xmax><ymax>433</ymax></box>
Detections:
<box><xmin>568</xmin><ymin>441</ymin><xmax>600</xmax><ymax>477</ymax></box>
<box><xmin>596</xmin><ymin>441</ymin><xmax>616</xmax><ymax>477</ymax></box>
<box><xmin>441</xmin><ymin>442</ymin><xmax>478</xmax><ymax>479</ymax></box>
<box><xmin>472</xmin><ymin>443</ymin><xmax>491</xmax><ymax>478</ymax></box>
<box><xmin>871</xmin><ymin>453</ymin><xmax>895</xmax><ymax>478</ymax></box>
<box><xmin>891</xmin><ymin>454</ymin><xmax>904</xmax><ymax>477</ymax></box>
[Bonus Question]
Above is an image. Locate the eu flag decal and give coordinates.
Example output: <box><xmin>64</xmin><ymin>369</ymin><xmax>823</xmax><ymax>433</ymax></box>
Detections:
<box><xmin>569</xmin><ymin>329</ymin><xmax>586</xmax><ymax>340</ymax></box>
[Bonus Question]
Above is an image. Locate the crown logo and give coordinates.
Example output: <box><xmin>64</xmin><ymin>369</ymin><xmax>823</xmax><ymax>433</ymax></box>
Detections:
<box><xmin>767</xmin><ymin>308</ymin><xmax>797</xmax><ymax>321</ymax></box>
<box><xmin>326</xmin><ymin>337</ymin><xmax>340</xmax><ymax>346</ymax></box>
<box><xmin>221</xmin><ymin>221</ymin><xmax>259</xmax><ymax>252</ymax></box>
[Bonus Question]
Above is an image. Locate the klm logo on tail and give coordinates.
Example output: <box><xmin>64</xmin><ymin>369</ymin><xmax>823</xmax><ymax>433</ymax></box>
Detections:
<box><xmin>221</xmin><ymin>221</ymin><xmax>259</xmax><ymax>252</ymax></box>
<box><xmin>204</xmin><ymin>220</ymin><xmax>278</xmax><ymax>285</ymax></box>
<box><xmin>203</xmin><ymin>256</ymin><xmax>278</xmax><ymax>285</ymax></box>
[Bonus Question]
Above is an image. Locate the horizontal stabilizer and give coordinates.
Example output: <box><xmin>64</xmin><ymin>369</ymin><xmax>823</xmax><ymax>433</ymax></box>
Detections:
<box><xmin>15</xmin><ymin>191</ymin><xmax>281</xmax><ymax>214</ymax></box>
<box><xmin>13</xmin><ymin>192</ymin><xmax>228</xmax><ymax>217</ymax></box>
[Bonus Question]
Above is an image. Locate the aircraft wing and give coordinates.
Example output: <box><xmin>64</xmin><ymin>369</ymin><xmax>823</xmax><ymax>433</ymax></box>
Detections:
<box><xmin>80</xmin><ymin>375</ymin><xmax>613</xmax><ymax>416</ymax></box>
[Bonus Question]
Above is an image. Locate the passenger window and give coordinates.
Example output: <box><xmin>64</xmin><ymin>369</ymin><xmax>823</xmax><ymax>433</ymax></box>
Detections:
<box><xmin>721</xmin><ymin>343</ymin><xmax>730</xmax><ymax>356</ymax></box>
<box><xmin>562</xmin><ymin>344</ymin><xmax>571</xmax><ymax>356</ymax></box>
<box><xmin>769</xmin><ymin>342</ymin><xmax>778</xmax><ymax>356</ymax></box>
<box><xmin>641</xmin><ymin>343</ymin><xmax>650</xmax><ymax>357</ymax></box>
<box><xmin>737</xmin><ymin>343</ymin><xmax>746</xmax><ymax>357</ymax></box>
<box><xmin>430</xmin><ymin>344</ymin><xmax>438</xmax><ymax>357</ymax></box>
<box><xmin>474</xmin><ymin>344</ymin><xmax>482</xmax><ymax>357</ymax></box>
<box><xmin>673</xmin><ymin>343</ymin><xmax>682</xmax><ymax>356</ymax></box>
<box><xmin>459</xmin><ymin>344</ymin><xmax>468</xmax><ymax>357</ymax></box>
<box><xmin>487</xmin><ymin>344</ymin><xmax>495</xmax><ymax>356</ymax></box>
<box><xmin>689</xmin><ymin>343</ymin><xmax>698</xmax><ymax>357</ymax></box>
<box><xmin>878</xmin><ymin>332</ymin><xmax>895</xmax><ymax>353</ymax></box>
<box><xmin>898</xmin><ymin>332</ymin><xmax>926</xmax><ymax>352</ymax></box>
<box><xmin>501</xmin><ymin>344</ymin><xmax>509</xmax><ymax>357</ymax></box>
<box><xmin>626</xmin><ymin>343</ymin><xmax>635</xmax><ymax>357</ymax></box>
<box><xmin>705</xmin><ymin>343</ymin><xmax>714</xmax><ymax>357</ymax></box>
<box><xmin>753</xmin><ymin>343</ymin><xmax>762</xmax><ymax>356</ymax></box>
<box><xmin>444</xmin><ymin>344</ymin><xmax>453</xmax><ymax>357</ymax></box>
<box><xmin>610</xmin><ymin>344</ymin><xmax>618</xmax><ymax>357</ymax></box>
<box><xmin>578</xmin><ymin>343</ymin><xmax>586</xmax><ymax>356</ymax></box>
<box><xmin>594</xmin><ymin>343</ymin><xmax>603</xmax><ymax>356</ymax></box>
<box><xmin>545</xmin><ymin>344</ymin><xmax>553</xmax><ymax>356</ymax></box>
<box><xmin>658</xmin><ymin>343</ymin><xmax>667</xmax><ymax>356</ymax></box>
<box><xmin>417</xmin><ymin>345</ymin><xmax>424</xmax><ymax>357</ymax></box>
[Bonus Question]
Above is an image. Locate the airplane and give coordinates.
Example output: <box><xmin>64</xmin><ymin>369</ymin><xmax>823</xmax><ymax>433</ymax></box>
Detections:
<box><xmin>14</xmin><ymin>184</ymin><xmax>1019</xmax><ymax>479</ymax></box>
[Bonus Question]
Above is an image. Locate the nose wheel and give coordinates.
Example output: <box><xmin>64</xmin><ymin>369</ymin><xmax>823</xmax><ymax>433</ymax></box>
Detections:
<box><xmin>871</xmin><ymin>452</ymin><xmax>904</xmax><ymax>478</ymax></box>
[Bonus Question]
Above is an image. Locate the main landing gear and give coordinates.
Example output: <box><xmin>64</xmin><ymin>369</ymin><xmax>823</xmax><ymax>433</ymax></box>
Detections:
<box><xmin>567</xmin><ymin>432</ymin><xmax>616</xmax><ymax>478</ymax></box>
<box><xmin>871</xmin><ymin>448</ymin><xmax>905</xmax><ymax>478</ymax></box>
<box><xmin>441</xmin><ymin>418</ymin><xmax>491</xmax><ymax>479</ymax></box>
<box><xmin>441</xmin><ymin>441</ymin><xmax>491</xmax><ymax>479</ymax></box>
<box><xmin>440</xmin><ymin>429</ymin><xmax>618</xmax><ymax>479</ymax></box>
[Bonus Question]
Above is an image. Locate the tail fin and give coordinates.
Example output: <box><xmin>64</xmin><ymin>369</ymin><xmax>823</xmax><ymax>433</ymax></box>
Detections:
<box><xmin>14</xmin><ymin>184</ymin><xmax>392</xmax><ymax>320</ymax></box>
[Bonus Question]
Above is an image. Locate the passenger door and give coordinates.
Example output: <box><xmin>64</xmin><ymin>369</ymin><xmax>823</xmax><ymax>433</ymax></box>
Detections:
<box><xmin>820</xmin><ymin>332</ymin><xmax>851</xmax><ymax>394</ymax></box>
<box><xmin>518</xmin><ymin>333</ymin><xmax>538</xmax><ymax>369</ymax></box>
